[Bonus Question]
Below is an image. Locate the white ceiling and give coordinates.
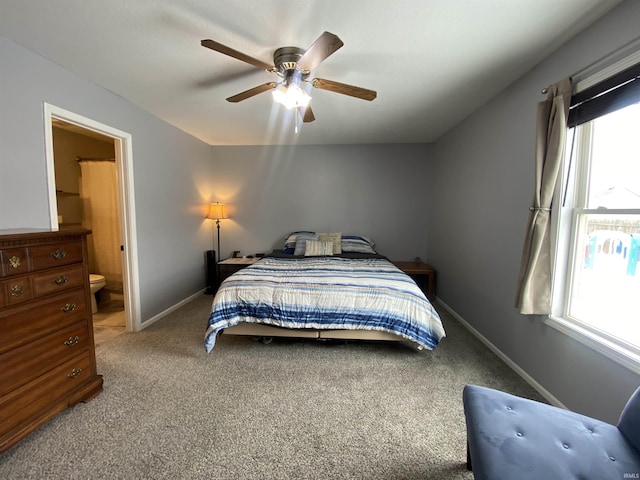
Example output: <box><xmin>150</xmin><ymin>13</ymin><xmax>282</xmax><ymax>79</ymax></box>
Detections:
<box><xmin>0</xmin><ymin>0</ymin><xmax>623</xmax><ymax>146</ymax></box>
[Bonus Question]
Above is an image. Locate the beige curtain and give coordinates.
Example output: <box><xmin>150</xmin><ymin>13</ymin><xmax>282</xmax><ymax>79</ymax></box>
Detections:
<box><xmin>515</xmin><ymin>78</ymin><xmax>572</xmax><ymax>315</ymax></box>
<box><xmin>79</xmin><ymin>160</ymin><xmax>123</xmax><ymax>293</ymax></box>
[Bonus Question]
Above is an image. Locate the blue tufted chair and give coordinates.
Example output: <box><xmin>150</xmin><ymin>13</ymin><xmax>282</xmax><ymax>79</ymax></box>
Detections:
<box><xmin>463</xmin><ymin>384</ymin><xmax>640</xmax><ymax>480</ymax></box>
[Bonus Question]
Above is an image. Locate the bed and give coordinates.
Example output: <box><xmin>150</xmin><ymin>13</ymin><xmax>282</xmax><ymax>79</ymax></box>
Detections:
<box><xmin>204</xmin><ymin>233</ymin><xmax>446</xmax><ymax>352</ymax></box>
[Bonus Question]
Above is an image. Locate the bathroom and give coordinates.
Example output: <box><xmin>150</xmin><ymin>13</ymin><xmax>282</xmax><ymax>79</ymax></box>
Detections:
<box><xmin>52</xmin><ymin>119</ymin><xmax>126</xmax><ymax>345</ymax></box>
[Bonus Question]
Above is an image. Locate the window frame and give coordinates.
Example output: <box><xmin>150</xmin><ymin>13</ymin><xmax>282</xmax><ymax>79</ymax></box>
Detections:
<box><xmin>548</xmin><ymin>103</ymin><xmax>640</xmax><ymax>375</ymax></box>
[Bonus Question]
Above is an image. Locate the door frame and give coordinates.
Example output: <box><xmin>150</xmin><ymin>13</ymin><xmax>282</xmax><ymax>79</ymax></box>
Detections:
<box><xmin>43</xmin><ymin>103</ymin><xmax>141</xmax><ymax>332</ymax></box>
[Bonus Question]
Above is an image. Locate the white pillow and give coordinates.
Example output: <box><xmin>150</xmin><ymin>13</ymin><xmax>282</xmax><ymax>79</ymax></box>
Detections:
<box><xmin>304</xmin><ymin>240</ymin><xmax>334</xmax><ymax>256</ymax></box>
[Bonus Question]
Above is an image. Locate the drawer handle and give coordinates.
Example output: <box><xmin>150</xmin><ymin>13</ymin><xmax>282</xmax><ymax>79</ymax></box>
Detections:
<box><xmin>61</xmin><ymin>303</ymin><xmax>77</xmax><ymax>313</ymax></box>
<box><xmin>10</xmin><ymin>284</ymin><xmax>24</xmax><ymax>297</ymax></box>
<box><xmin>9</xmin><ymin>255</ymin><xmax>21</xmax><ymax>269</ymax></box>
<box><xmin>68</xmin><ymin>368</ymin><xmax>83</xmax><ymax>379</ymax></box>
<box><xmin>51</xmin><ymin>249</ymin><xmax>67</xmax><ymax>260</ymax></box>
<box><xmin>52</xmin><ymin>275</ymin><xmax>69</xmax><ymax>286</ymax></box>
<box><xmin>64</xmin><ymin>335</ymin><xmax>80</xmax><ymax>347</ymax></box>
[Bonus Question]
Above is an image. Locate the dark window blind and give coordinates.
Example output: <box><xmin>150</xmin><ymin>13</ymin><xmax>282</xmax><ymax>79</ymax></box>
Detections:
<box><xmin>568</xmin><ymin>62</ymin><xmax>640</xmax><ymax>127</ymax></box>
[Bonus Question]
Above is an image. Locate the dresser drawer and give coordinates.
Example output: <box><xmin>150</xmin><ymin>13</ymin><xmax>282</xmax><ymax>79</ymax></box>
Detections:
<box><xmin>0</xmin><ymin>248</ymin><xmax>29</xmax><ymax>277</ymax></box>
<box><xmin>0</xmin><ymin>289</ymin><xmax>87</xmax><ymax>354</ymax></box>
<box><xmin>0</xmin><ymin>351</ymin><xmax>93</xmax><ymax>436</ymax></box>
<box><xmin>28</xmin><ymin>240</ymin><xmax>83</xmax><ymax>271</ymax></box>
<box><xmin>0</xmin><ymin>276</ymin><xmax>33</xmax><ymax>308</ymax></box>
<box><xmin>33</xmin><ymin>264</ymin><xmax>85</xmax><ymax>298</ymax></box>
<box><xmin>0</xmin><ymin>322</ymin><xmax>90</xmax><ymax>396</ymax></box>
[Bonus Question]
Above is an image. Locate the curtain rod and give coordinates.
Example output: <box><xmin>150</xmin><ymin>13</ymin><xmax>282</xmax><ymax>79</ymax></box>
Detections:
<box><xmin>76</xmin><ymin>156</ymin><xmax>115</xmax><ymax>162</ymax></box>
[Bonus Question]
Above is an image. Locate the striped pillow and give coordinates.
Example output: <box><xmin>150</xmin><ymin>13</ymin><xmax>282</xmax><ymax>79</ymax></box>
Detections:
<box><xmin>341</xmin><ymin>235</ymin><xmax>376</xmax><ymax>254</ymax></box>
<box><xmin>304</xmin><ymin>240</ymin><xmax>334</xmax><ymax>256</ymax></box>
<box><xmin>293</xmin><ymin>233</ymin><xmax>319</xmax><ymax>255</ymax></box>
<box><xmin>284</xmin><ymin>231</ymin><xmax>315</xmax><ymax>254</ymax></box>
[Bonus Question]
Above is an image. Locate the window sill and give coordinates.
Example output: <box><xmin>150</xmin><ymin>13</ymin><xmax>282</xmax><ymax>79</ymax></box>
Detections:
<box><xmin>546</xmin><ymin>315</ymin><xmax>640</xmax><ymax>375</ymax></box>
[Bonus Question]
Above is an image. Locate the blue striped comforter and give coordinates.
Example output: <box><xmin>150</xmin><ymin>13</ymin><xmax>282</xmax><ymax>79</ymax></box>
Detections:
<box><xmin>204</xmin><ymin>256</ymin><xmax>445</xmax><ymax>352</ymax></box>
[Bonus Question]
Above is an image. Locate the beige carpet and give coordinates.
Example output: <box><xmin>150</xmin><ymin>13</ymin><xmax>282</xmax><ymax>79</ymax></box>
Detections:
<box><xmin>0</xmin><ymin>294</ymin><xmax>543</xmax><ymax>479</ymax></box>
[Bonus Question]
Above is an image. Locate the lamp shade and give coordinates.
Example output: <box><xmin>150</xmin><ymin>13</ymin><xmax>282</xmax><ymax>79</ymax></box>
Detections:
<box><xmin>207</xmin><ymin>202</ymin><xmax>228</xmax><ymax>220</ymax></box>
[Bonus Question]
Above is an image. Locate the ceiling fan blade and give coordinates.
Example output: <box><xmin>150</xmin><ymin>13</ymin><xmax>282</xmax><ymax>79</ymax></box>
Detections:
<box><xmin>226</xmin><ymin>82</ymin><xmax>277</xmax><ymax>103</ymax></box>
<box><xmin>311</xmin><ymin>78</ymin><xmax>377</xmax><ymax>101</ymax></box>
<box><xmin>301</xmin><ymin>105</ymin><xmax>315</xmax><ymax>123</ymax></box>
<box><xmin>201</xmin><ymin>39</ymin><xmax>274</xmax><ymax>72</ymax></box>
<box><xmin>296</xmin><ymin>32</ymin><xmax>344</xmax><ymax>72</ymax></box>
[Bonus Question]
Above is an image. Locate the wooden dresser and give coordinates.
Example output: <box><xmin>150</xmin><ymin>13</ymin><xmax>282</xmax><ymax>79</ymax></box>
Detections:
<box><xmin>0</xmin><ymin>229</ymin><xmax>103</xmax><ymax>452</ymax></box>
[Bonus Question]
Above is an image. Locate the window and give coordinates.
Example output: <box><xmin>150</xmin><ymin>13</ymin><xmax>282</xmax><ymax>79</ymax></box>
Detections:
<box><xmin>549</xmin><ymin>58</ymin><xmax>640</xmax><ymax>372</ymax></box>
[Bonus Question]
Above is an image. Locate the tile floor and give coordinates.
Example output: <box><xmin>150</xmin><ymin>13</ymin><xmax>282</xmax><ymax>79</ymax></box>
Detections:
<box><xmin>92</xmin><ymin>292</ymin><xmax>126</xmax><ymax>349</ymax></box>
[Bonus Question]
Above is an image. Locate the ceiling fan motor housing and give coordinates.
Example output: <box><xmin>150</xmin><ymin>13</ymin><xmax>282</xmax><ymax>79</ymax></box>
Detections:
<box><xmin>274</xmin><ymin>46</ymin><xmax>310</xmax><ymax>82</ymax></box>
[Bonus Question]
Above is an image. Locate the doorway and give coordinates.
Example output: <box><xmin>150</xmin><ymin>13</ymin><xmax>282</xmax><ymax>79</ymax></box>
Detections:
<box><xmin>43</xmin><ymin>103</ymin><xmax>141</xmax><ymax>336</ymax></box>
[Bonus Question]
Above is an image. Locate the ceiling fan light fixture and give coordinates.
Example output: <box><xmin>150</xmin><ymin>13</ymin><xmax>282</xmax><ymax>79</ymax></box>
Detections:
<box><xmin>272</xmin><ymin>83</ymin><xmax>311</xmax><ymax>110</ymax></box>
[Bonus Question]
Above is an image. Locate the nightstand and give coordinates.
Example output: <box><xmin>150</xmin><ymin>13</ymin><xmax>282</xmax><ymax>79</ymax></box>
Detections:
<box><xmin>217</xmin><ymin>257</ymin><xmax>261</xmax><ymax>284</ymax></box>
<box><xmin>392</xmin><ymin>261</ymin><xmax>436</xmax><ymax>301</ymax></box>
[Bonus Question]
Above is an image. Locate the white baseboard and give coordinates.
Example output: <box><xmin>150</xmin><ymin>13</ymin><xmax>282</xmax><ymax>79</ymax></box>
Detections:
<box><xmin>140</xmin><ymin>289</ymin><xmax>207</xmax><ymax>330</ymax></box>
<box><xmin>435</xmin><ymin>297</ymin><xmax>567</xmax><ymax>410</ymax></box>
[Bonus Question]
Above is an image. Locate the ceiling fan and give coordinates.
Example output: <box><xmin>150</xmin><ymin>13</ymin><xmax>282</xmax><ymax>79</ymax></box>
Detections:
<box><xmin>200</xmin><ymin>31</ymin><xmax>377</xmax><ymax>125</ymax></box>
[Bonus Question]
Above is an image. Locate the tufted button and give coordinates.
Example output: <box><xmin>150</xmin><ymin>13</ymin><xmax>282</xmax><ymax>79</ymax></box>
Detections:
<box><xmin>506</xmin><ymin>406</ymin><xmax>512</xmax><ymax>411</ymax></box>
<box><xmin>609</xmin><ymin>456</ymin><xmax>615</xmax><ymax>461</ymax></box>
<box><xmin>516</xmin><ymin>432</ymin><xmax>523</xmax><ymax>437</ymax></box>
<box><xmin>563</xmin><ymin>444</ymin><xmax>569</xmax><ymax>449</ymax></box>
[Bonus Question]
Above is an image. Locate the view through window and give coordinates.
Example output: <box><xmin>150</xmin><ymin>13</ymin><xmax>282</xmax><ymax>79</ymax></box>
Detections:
<box><xmin>565</xmin><ymin>103</ymin><xmax>640</xmax><ymax>349</ymax></box>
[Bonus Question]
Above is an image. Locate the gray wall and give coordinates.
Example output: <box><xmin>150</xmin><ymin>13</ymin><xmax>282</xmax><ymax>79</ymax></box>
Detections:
<box><xmin>0</xmin><ymin>35</ymin><xmax>213</xmax><ymax>321</ymax></box>
<box><xmin>210</xmin><ymin>144</ymin><xmax>432</xmax><ymax>261</ymax></box>
<box><xmin>429</xmin><ymin>0</ymin><xmax>640</xmax><ymax>423</ymax></box>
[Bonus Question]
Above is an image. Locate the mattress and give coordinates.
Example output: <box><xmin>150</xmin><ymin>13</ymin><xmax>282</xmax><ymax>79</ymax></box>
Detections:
<box><xmin>204</xmin><ymin>255</ymin><xmax>445</xmax><ymax>352</ymax></box>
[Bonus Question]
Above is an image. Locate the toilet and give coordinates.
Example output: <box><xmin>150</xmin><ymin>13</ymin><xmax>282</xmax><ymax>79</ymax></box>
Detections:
<box><xmin>89</xmin><ymin>274</ymin><xmax>106</xmax><ymax>314</ymax></box>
